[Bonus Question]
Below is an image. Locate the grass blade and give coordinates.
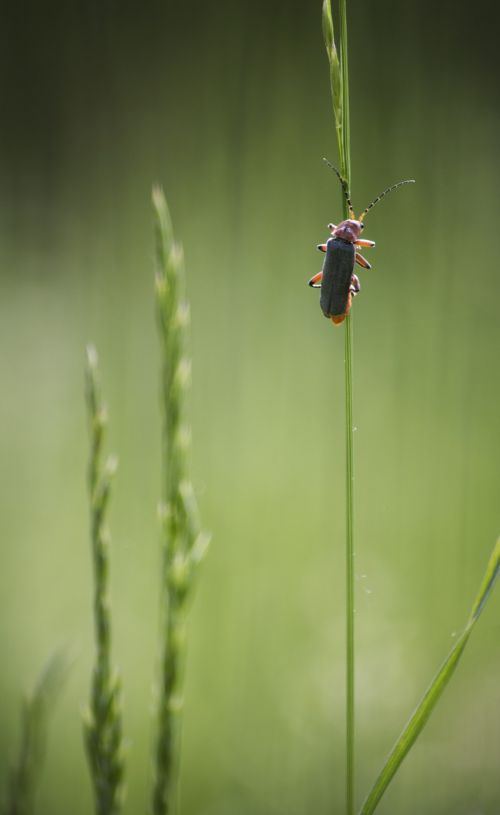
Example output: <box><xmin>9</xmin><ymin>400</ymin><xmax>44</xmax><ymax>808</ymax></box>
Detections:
<box><xmin>359</xmin><ymin>536</ymin><xmax>500</xmax><ymax>815</ymax></box>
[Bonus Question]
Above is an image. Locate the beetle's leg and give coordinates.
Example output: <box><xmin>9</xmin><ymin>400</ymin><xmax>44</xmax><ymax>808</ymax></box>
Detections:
<box><xmin>344</xmin><ymin>289</ymin><xmax>355</xmax><ymax>317</ymax></box>
<box><xmin>317</xmin><ymin>243</ymin><xmax>327</xmax><ymax>253</ymax></box>
<box><xmin>308</xmin><ymin>271</ymin><xmax>323</xmax><ymax>288</ymax></box>
<box><xmin>350</xmin><ymin>274</ymin><xmax>361</xmax><ymax>294</ymax></box>
<box><xmin>355</xmin><ymin>252</ymin><xmax>372</xmax><ymax>270</ymax></box>
<box><xmin>355</xmin><ymin>238</ymin><xmax>376</xmax><ymax>248</ymax></box>
<box><xmin>327</xmin><ymin>223</ymin><xmax>337</xmax><ymax>235</ymax></box>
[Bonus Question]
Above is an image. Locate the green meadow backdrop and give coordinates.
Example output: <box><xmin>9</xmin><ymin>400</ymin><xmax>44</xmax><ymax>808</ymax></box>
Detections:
<box><xmin>1</xmin><ymin>1</ymin><xmax>499</xmax><ymax>813</ymax></box>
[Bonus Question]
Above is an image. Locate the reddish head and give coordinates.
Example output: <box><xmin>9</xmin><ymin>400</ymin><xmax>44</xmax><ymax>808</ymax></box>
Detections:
<box><xmin>332</xmin><ymin>218</ymin><xmax>364</xmax><ymax>243</ymax></box>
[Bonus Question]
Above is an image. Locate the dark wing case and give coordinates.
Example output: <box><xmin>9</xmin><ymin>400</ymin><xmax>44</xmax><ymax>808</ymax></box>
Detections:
<box><xmin>319</xmin><ymin>238</ymin><xmax>355</xmax><ymax>319</ymax></box>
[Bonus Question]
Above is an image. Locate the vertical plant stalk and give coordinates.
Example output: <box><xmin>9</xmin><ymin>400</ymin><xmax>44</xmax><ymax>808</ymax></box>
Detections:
<box><xmin>152</xmin><ymin>186</ymin><xmax>209</xmax><ymax>815</ymax></box>
<box><xmin>344</xmin><ymin>310</ymin><xmax>354</xmax><ymax>815</ymax></box>
<box><xmin>83</xmin><ymin>346</ymin><xmax>125</xmax><ymax>815</ymax></box>
<box><xmin>323</xmin><ymin>1</ymin><xmax>354</xmax><ymax>812</ymax></box>
<box><xmin>4</xmin><ymin>651</ymin><xmax>69</xmax><ymax>815</ymax></box>
<box><xmin>323</xmin><ymin>5</ymin><xmax>500</xmax><ymax>814</ymax></box>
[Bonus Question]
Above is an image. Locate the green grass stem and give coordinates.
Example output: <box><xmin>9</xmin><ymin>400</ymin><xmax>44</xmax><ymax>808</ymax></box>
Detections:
<box><xmin>151</xmin><ymin>186</ymin><xmax>210</xmax><ymax>815</ymax></box>
<box><xmin>322</xmin><ymin>5</ymin><xmax>499</xmax><ymax>812</ymax></box>
<box><xmin>83</xmin><ymin>346</ymin><xmax>125</xmax><ymax>815</ymax></box>
<box><xmin>323</xmin><ymin>1</ymin><xmax>354</xmax><ymax>812</ymax></box>
<box><xmin>360</xmin><ymin>536</ymin><xmax>500</xmax><ymax>815</ymax></box>
<box><xmin>344</xmin><ymin>310</ymin><xmax>354</xmax><ymax>815</ymax></box>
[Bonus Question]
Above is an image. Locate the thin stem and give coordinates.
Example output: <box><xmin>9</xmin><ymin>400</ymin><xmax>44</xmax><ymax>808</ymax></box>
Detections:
<box><xmin>328</xmin><ymin>0</ymin><xmax>355</xmax><ymax>810</ymax></box>
<box><xmin>337</xmin><ymin>0</ymin><xmax>354</xmax><ymax>810</ymax></box>
<box><xmin>344</xmin><ymin>311</ymin><xmax>354</xmax><ymax>815</ymax></box>
<box><xmin>323</xmin><ymin>1</ymin><xmax>355</xmax><ymax>809</ymax></box>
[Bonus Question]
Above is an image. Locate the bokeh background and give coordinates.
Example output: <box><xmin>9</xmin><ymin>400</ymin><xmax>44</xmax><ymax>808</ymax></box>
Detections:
<box><xmin>1</xmin><ymin>1</ymin><xmax>500</xmax><ymax>813</ymax></box>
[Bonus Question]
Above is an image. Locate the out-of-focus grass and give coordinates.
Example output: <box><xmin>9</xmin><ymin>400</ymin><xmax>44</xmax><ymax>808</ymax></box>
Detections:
<box><xmin>0</xmin><ymin>3</ymin><xmax>499</xmax><ymax>814</ymax></box>
<box><xmin>3</xmin><ymin>651</ymin><xmax>70</xmax><ymax>815</ymax></box>
<box><xmin>360</xmin><ymin>537</ymin><xmax>500</xmax><ymax>814</ymax></box>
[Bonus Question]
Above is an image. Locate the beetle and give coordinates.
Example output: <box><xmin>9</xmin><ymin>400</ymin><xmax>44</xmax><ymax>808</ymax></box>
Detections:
<box><xmin>309</xmin><ymin>159</ymin><xmax>415</xmax><ymax>325</ymax></box>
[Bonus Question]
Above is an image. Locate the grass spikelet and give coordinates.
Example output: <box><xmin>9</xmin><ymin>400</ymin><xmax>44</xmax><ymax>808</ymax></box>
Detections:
<box><xmin>83</xmin><ymin>346</ymin><xmax>125</xmax><ymax>815</ymax></box>
<box><xmin>151</xmin><ymin>186</ymin><xmax>210</xmax><ymax>815</ymax></box>
<box><xmin>322</xmin><ymin>0</ymin><xmax>342</xmax><ymax>162</ymax></box>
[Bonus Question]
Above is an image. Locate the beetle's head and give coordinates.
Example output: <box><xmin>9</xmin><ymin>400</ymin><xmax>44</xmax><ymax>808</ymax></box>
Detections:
<box><xmin>333</xmin><ymin>219</ymin><xmax>364</xmax><ymax>243</ymax></box>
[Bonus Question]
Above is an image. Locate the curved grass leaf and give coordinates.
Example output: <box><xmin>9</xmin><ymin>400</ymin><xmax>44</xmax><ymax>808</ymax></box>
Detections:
<box><xmin>360</xmin><ymin>536</ymin><xmax>500</xmax><ymax>815</ymax></box>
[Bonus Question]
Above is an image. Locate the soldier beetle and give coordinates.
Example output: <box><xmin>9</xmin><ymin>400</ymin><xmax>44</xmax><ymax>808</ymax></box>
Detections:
<box><xmin>309</xmin><ymin>159</ymin><xmax>414</xmax><ymax>325</ymax></box>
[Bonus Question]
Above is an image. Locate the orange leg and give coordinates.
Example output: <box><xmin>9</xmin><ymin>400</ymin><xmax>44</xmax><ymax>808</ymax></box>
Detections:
<box><xmin>317</xmin><ymin>243</ymin><xmax>327</xmax><ymax>253</ymax></box>
<box><xmin>355</xmin><ymin>252</ymin><xmax>371</xmax><ymax>269</ymax></box>
<box><xmin>354</xmin><ymin>238</ymin><xmax>375</xmax><ymax>248</ymax></box>
<box><xmin>308</xmin><ymin>270</ymin><xmax>323</xmax><ymax>288</ymax></box>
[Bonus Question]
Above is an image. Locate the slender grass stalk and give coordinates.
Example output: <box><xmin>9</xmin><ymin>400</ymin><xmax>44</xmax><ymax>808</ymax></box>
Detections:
<box><xmin>322</xmin><ymin>1</ymin><xmax>354</xmax><ymax>812</ymax></box>
<box><xmin>3</xmin><ymin>651</ymin><xmax>70</xmax><ymax>815</ymax></box>
<box><xmin>322</xmin><ymin>5</ymin><xmax>500</xmax><ymax>814</ymax></box>
<box><xmin>83</xmin><ymin>346</ymin><xmax>125</xmax><ymax>815</ymax></box>
<box><xmin>360</xmin><ymin>536</ymin><xmax>500</xmax><ymax>815</ymax></box>
<box><xmin>151</xmin><ymin>186</ymin><xmax>209</xmax><ymax>815</ymax></box>
<box><xmin>343</xmin><ymin>311</ymin><xmax>354</xmax><ymax>815</ymax></box>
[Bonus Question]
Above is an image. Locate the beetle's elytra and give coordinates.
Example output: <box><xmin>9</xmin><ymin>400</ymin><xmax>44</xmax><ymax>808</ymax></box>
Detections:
<box><xmin>320</xmin><ymin>238</ymin><xmax>355</xmax><ymax>323</ymax></box>
<box><xmin>309</xmin><ymin>160</ymin><xmax>414</xmax><ymax>326</ymax></box>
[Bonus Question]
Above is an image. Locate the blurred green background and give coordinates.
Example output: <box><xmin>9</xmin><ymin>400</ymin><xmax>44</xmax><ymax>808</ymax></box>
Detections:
<box><xmin>1</xmin><ymin>1</ymin><xmax>500</xmax><ymax>813</ymax></box>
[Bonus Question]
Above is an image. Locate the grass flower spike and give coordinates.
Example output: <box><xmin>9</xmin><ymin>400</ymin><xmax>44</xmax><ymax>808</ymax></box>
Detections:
<box><xmin>83</xmin><ymin>346</ymin><xmax>125</xmax><ymax>815</ymax></box>
<box><xmin>322</xmin><ymin>0</ymin><xmax>342</xmax><ymax>159</ymax></box>
<box><xmin>152</xmin><ymin>186</ymin><xmax>210</xmax><ymax>815</ymax></box>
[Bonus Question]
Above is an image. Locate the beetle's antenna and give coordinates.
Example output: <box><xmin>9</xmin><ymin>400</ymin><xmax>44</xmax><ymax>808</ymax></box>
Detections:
<box><xmin>359</xmin><ymin>179</ymin><xmax>415</xmax><ymax>221</ymax></box>
<box><xmin>323</xmin><ymin>158</ymin><xmax>355</xmax><ymax>219</ymax></box>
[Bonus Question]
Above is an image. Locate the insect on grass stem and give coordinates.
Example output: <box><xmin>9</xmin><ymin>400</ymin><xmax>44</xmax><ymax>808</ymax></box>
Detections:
<box><xmin>322</xmin><ymin>0</ymin><xmax>355</xmax><ymax>811</ymax></box>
